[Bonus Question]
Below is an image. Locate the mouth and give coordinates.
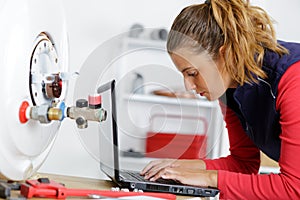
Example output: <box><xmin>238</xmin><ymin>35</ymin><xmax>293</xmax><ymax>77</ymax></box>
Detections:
<box><xmin>189</xmin><ymin>90</ymin><xmax>206</xmax><ymax>98</ymax></box>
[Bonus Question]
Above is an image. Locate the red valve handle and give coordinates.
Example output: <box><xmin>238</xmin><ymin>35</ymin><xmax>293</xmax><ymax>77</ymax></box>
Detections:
<box><xmin>19</xmin><ymin>101</ymin><xmax>29</xmax><ymax>124</ymax></box>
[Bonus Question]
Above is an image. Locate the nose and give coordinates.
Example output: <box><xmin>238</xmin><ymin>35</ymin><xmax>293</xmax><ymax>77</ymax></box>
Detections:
<box><xmin>184</xmin><ymin>78</ymin><xmax>196</xmax><ymax>91</ymax></box>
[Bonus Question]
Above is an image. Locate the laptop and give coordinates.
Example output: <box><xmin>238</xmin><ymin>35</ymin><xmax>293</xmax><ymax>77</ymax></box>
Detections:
<box><xmin>97</xmin><ymin>80</ymin><xmax>219</xmax><ymax>197</ymax></box>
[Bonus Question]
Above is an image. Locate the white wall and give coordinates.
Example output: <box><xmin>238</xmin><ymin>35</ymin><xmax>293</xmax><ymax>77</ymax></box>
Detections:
<box><xmin>38</xmin><ymin>0</ymin><xmax>201</xmax><ymax>179</ymax></box>
<box><xmin>38</xmin><ymin>0</ymin><xmax>300</xmax><ymax>179</ymax></box>
<box><xmin>252</xmin><ymin>0</ymin><xmax>300</xmax><ymax>42</ymax></box>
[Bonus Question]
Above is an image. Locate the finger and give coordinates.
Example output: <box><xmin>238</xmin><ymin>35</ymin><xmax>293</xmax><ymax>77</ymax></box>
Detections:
<box><xmin>149</xmin><ymin>171</ymin><xmax>163</xmax><ymax>182</ymax></box>
<box><xmin>141</xmin><ymin>160</ymin><xmax>159</xmax><ymax>175</ymax></box>
<box><xmin>150</xmin><ymin>167</ymin><xmax>182</xmax><ymax>182</ymax></box>
<box><xmin>149</xmin><ymin>167</ymin><xmax>171</xmax><ymax>181</ymax></box>
<box><xmin>144</xmin><ymin>165</ymin><xmax>164</xmax><ymax>179</ymax></box>
<box><xmin>142</xmin><ymin>160</ymin><xmax>169</xmax><ymax>178</ymax></box>
<box><xmin>140</xmin><ymin>165</ymin><xmax>151</xmax><ymax>175</ymax></box>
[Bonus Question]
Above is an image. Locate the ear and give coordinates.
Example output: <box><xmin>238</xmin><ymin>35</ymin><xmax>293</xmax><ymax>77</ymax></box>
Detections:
<box><xmin>215</xmin><ymin>46</ymin><xmax>226</xmax><ymax>72</ymax></box>
<box><xmin>217</xmin><ymin>45</ymin><xmax>226</xmax><ymax>65</ymax></box>
<box><xmin>219</xmin><ymin>45</ymin><xmax>225</xmax><ymax>58</ymax></box>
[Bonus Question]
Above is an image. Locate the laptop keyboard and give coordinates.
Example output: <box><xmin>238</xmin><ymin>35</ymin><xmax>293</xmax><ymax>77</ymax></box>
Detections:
<box><xmin>122</xmin><ymin>170</ymin><xmax>178</xmax><ymax>184</ymax></box>
<box><xmin>124</xmin><ymin>170</ymin><xmax>146</xmax><ymax>181</ymax></box>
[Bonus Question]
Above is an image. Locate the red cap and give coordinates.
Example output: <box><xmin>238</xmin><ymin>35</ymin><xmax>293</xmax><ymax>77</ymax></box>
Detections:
<box><xmin>88</xmin><ymin>94</ymin><xmax>101</xmax><ymax>106</ymax></box>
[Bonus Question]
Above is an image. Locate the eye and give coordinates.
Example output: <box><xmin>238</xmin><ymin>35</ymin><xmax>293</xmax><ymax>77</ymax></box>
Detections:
<box><xmin>185</xmin><ymin>69</ymin><xmax>198</xmax><ymax>77</ymax></box>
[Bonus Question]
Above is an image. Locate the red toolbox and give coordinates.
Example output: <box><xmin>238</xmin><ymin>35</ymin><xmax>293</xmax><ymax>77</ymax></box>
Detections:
<box><xmin>145</xmin><ymin>114</ymin><xmax>208</xmax><ymax>159</ymax></box>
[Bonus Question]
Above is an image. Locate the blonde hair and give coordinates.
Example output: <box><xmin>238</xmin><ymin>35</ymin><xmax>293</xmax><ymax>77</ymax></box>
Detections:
<box><xmin>167</xmin><ymin>0</ymin><xmax>288</xmax><ymax>85</ymax></box>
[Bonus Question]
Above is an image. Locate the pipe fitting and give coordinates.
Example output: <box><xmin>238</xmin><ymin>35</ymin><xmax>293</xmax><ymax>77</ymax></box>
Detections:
<box><xmin>76</xmin><ymin>116</ymin><xmax>88</xmax><ymax>129</ymax></box>
<box><xmin>30</xmin><ymin>104</ymin><xmax>50</xmax><ymax>124</ymax></box>
<box><xmin>48</xmin><ymin>108</ymin><xmax>63</xmax><ymax>121</ymax></box>
<box><xmin>67</xmin><ymin>106</ymin><xmax>107</xmax><ymax>129</ymax></box>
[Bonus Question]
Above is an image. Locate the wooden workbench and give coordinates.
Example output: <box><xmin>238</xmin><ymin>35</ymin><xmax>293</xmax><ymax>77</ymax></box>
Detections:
<box><xmin>3</xmin><ymin>173</ymin><xmax>205</xmax><ymax>200</ymax></box>
<box><xmin>1</xmin><ymin>152</ymin><xmax>277</xmax><ymax>200</ymax></box>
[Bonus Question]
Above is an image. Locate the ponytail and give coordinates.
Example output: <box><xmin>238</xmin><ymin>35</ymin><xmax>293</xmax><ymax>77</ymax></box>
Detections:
<box><xmin>167</xmin><ymin>0</ymin><xmax>288</xmax><ymax>85</ymax></box>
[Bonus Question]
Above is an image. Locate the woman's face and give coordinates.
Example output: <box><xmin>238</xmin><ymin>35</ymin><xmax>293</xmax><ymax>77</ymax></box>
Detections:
<box><xmin>170</xmin><ymin>48</ymin><xmax>236</xmax><ymax>101</ymax></box>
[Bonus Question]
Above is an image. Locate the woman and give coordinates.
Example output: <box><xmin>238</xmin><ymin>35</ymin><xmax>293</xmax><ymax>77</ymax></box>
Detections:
<box><xmin>140</xmin><ymin>0</ymin><xmax>300</xmax><ymax>199</ymax></box>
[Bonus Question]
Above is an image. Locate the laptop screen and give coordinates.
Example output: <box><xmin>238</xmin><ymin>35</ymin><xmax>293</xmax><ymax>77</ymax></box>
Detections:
<box><xmin>97</xmin><ymin>80</ymin><xmax>120</xmax><ymax>181</ymax></box>
<box><xmin>96</xmin><ymin>80</ymin><xmax>220</xmax><ymax>197</ymax></box>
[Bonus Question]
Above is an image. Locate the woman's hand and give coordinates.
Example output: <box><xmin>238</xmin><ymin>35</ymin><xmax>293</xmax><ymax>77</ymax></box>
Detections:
<box><xmin>140</xmin><ymin>159</ymin><xmax>217</xmax><ymax>188</ymax></box>
<box><xmin>156</xmin><ymin>167</ymin><xmax>218</xmax><ymax>188</ymax></box>
<box><xmin>140</xmin><ymin>159</ymin><xmax>206</xmax><ymax>180</ymax></box>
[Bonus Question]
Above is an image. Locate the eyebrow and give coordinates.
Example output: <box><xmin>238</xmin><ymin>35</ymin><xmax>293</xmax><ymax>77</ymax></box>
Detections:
<box><xmin>181</xmin><ymin>67</ymin><xmax>194</xmax><ymax>73</ymax></box>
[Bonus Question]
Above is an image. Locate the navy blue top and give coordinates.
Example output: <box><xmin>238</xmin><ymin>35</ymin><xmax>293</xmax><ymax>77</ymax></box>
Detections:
<box><xmin>221</xmin><ymin>41</ymin><xmax>300</xmax><ymax>161</ymax></box>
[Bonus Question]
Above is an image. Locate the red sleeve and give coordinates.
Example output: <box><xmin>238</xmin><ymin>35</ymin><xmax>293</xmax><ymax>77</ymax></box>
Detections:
<box><xmin>204</xmin><ymin>102</ymin><xmax>260</xmax><ymax>174</ymax></box>
<box><xmin>211</xmin><ymin>61</ymin><xmax>300</xmax><ymax>199</ymax></box>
